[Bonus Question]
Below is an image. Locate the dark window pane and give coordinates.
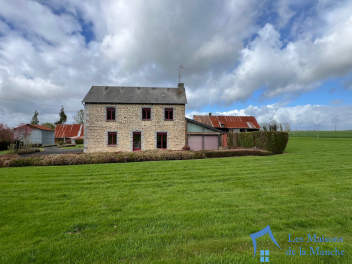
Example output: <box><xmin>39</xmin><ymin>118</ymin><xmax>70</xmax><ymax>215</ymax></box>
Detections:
<box><xmin>157</xmin><ymin>134</ymin><xmax>161</xmax><ymax>148</ymax></box>
<box><xmin>163</xmin><ymin>134</ymin><xmax>167</xmax><ymax>149</ymax></box>
<box><xmin>134</xmin><ymin>134</ymin><xmax>141</xmax><ymax>148</ymax></box>
<box><xmin>108</xmin><ymin>132</ymin><xmax>116</xmax><ymax>145</ymax></box>
<box><xmin>164</xmin><ymin>109</ymin><xmax>173</xmax><ymax>120</ymax></box>
<box><xmin>107</xmin><ymin>108</ymin><xmax>115</xmax><ymax>120</ymax></box>
<box><xmin>142</xmin><ymin>108</ymin><xmax>151</xmax><ymax>120</ymax></box>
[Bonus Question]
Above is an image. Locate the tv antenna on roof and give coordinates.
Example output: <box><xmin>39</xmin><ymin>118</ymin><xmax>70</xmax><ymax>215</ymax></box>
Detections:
<box><xmin>179</xmin><ymin>65</ymin><xmax>187</xmax><ymax>83</ymax></box>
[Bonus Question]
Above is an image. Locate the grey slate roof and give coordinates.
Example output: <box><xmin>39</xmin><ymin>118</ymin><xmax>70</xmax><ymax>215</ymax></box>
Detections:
<box><xmin>82</xmin><ymin>85</ymin><xmax>187</xmax><ymax>104</ymax></box>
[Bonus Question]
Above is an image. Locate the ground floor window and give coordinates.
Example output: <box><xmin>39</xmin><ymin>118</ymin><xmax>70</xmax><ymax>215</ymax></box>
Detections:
<box><xmin>133</xmin><ymin>132</ymin><xmax>141</xmax><ymax>151</ymax></box>
<box><xmin>157</xmin><ymin>133</ymin><xmax>167</xmax><ymax>149</ymax></box>
<box><xmin>108</xmin><ymin>132</ymin><xmax>117</xmax><ymax>145</ymax></box>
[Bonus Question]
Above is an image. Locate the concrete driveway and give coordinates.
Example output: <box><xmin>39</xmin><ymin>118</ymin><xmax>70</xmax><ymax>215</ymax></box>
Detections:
<box><xmin>19</xmin><ymin>146</ymin><xmax>83</xmax><ymax>157</ymax></box>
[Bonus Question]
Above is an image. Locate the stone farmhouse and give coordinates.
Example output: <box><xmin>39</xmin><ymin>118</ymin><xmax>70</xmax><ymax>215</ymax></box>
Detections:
<box><xmin>82</xmin><ymin>83</ymin><xmax>187</xmax><ymax>153</ymax></box>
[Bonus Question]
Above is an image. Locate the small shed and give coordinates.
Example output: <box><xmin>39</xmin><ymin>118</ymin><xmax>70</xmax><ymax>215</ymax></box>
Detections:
<box><xmin>186</xmin><ymin>118</ymin><xmax>223</xmax><ymax>151</ymax></box>
<box><xmin>13</xmin><ymin>124</ymin><xmax>55</xmax><ymax>146</ymax></box>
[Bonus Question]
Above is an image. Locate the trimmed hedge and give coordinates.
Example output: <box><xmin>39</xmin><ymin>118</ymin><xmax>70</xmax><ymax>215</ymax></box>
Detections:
<box><xmin>0</xmin><ymin>149</ymin><xmax>273</xmax><ymax>168</ymax></box>
<box><xmin>17</xmin><ymin>148</ymin><xmax>40</xmax><ymax>155</ymax></box>
<box><xmin>227</xmin><ymin>131</ymin><xmax>289</xmax><ymax>154</ymax></box>
<box><xmin>201</xmin><ymin>149</ymin><xmax>273</xmax><ymax>158</ymax></box>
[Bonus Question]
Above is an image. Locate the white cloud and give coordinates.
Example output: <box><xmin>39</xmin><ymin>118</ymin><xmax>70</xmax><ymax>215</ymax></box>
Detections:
<box><xmin>0</xmin><ymin>0</ymin><xmax>352</xmax><ymax>127</ymax></box>
<box><xmin>187</xmin><ymin>1</ymin><xmax>352</xmax><ymax>107</ymax></box>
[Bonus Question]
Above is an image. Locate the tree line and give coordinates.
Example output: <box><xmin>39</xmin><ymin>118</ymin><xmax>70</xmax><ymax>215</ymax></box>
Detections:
<box><xmin>260</xmin><ymin>120</ymin><xmax>291</xmax><ymax>132</ymax></box>
<box><xmin>30</xmin><ymin>107</ymin><xmax>84</xmax><ymax>129</ymax></box>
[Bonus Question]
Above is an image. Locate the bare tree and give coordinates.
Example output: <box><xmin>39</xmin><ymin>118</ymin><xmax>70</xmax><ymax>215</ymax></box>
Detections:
<box><xmin>260</xmin><ymin>122</ymin><xmax>269</xmax><ymax>131</ymax></box>
<box><xmin>73</xmin><ymin>109</ymin><xmax>84</xmax><ymax>124</ymax></box>
<box><xmin>283</xmin><ymin>123</ymin><xmax>291</xmax><ymax>132</ymax></box>
<box><xmin>269</xmin><ymin>120</ymin><xmax>278</xmax><ymax>131</ymax></box>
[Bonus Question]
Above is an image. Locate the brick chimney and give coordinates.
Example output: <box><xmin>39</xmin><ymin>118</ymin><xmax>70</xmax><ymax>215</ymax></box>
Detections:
<box><xmin>209</xmin><ymin>113</ymin><xmax>212</xmax><ymax>117</ymax></box>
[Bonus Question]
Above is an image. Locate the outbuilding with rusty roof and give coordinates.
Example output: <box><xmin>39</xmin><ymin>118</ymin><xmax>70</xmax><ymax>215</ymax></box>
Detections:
<box><xmin>55</xmin><ymin>124</ymin><xmax>84</xmax><ymax>144</ymax></box>
<box><xmin>13</xmin><ymin>124</ymin><xmax>55</xmax><ymax>146</ymax></box>
<box><xmin>193</xmin><ymin>114</ymin><xmax>260</xmax><ymax>133</ymax></box>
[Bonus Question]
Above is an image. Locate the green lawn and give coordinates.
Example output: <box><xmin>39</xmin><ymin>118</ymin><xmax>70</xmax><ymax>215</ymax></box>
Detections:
<box><xmin>61</xmin><ymin>144</ymin><xmax>84</xmax><ymax>149</ymax></box>
<box><xmin>0</xmin><ymin>137</ymin><xmax>351</xmax><ymax>263</ymax></box>
<box><xmin>0</xmin><ymin>150</ymin><xmax>11</xmax><ymax>155</ymax></box>
<box><xmin>288</xmin><ymin>130</ymin><xmax>352</xmax><ymax>138</ymax></box>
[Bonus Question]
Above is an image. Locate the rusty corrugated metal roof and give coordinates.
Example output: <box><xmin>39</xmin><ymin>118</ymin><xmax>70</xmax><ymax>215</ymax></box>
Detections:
<box><xmin>193</xmin><ymin>115</ymin><xmax>213</xmax><ymax>126</ymax></box>
<box><xmin>28</xmin><ymin>124</ymin><xmax>54</xmax><ymax>131</ymax></box>
<box><xmin>13</xmin><ymin>124</ymin><xmax>54</xmax><ymax>131</ymax></box>
<box><xmin>55</xmin><ymin>124</ymin><xmax>84</xmax><ymax>138</ymax></box>
<box><xmin>194</xmin><ymin>115</ymin><xmax>260</xmax><ymax>129</ymax></box>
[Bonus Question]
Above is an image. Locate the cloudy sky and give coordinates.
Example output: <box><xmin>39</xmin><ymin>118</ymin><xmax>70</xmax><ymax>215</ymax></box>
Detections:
<box><xmin>0</xmin><ymin>0</ymin><xmax>352</xmax><ymax>130</ymax></box>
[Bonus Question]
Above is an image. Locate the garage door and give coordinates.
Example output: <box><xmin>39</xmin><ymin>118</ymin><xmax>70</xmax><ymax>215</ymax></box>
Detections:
<box><xmin>188</xmin><ymin>135</ymin><xmax>219</xmax><ymax>150</ymax></box>
<box><xmin>188</xmin><ymin>135</ymin><xmax>202</xmax><ymax>151</ymax></box>
<box><xmin>204</xmin><ymin>136</ymin><xmax>219</xmax><ymax>150</ymax></box>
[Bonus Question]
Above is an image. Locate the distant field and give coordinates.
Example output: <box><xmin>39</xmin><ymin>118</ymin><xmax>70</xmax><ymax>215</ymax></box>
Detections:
<box><xmin>0</xmin><ymin>137</ymin><xmax>351</xmax><ymax>263</ymax></box>
<box><xmin>288</xmin><ymin>130</ymin><xmax>352</xmax><ymax>138</ymax></box>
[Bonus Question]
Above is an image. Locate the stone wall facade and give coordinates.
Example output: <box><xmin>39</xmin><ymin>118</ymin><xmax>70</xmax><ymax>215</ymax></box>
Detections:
<box><xmin>84</xmin><ymin>103</ymin><xmax>186</xmax><ymax>153</ymax></box>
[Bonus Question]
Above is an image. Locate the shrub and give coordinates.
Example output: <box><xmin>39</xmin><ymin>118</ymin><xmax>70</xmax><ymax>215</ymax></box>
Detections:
<box><xmin>202</xmin><ymin>149</ymin><xmax>273</xmax><ymax>158</ymax></box>
<box><xmin>227</xmin><ymin>131</ymin><xmax>289</xmax><ymax>154</ymax></box>
<box><xmin>0</xmin><ymin>148</ymin><xmax>274</xmax><ymax>168</ymax></box>
<box><xmin>0</xmin><ymin>154</ymin><xmax>21</xmax><ymax>167</ymax></box>
<box><xmin>75</xmin><ymin>139</ymin><xmax>84</xmax><ymax>144</ymax></box>
<box><xmin>17</xmin><ymin>148</ymin><xmax>40</xmax><ymax>155</ymax></box>
<box><xmin>182</xmin><ymin>145</ymin><xmax>190</xmax><ymax>151</ymax></box>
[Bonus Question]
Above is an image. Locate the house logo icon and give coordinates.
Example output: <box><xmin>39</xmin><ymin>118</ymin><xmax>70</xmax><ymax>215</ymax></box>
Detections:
<box><xmin>250</xmin><ymin>225</ymin><xmax>281</xmax><ymax>261</ymax></box>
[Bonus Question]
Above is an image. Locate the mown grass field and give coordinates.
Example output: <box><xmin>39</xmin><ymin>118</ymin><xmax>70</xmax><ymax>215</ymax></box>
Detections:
<box><xmin>288</xmin><ymin>130</ymin><xmax>352</xmax><ymax>138</ymax></box>
<box><xmin>61</xmin><ymin>144</ymin><xmax>84</xmax><ymax>149</ymax></box>
<box><xmin>0</xmin><ymin>150</ymin><xmax>11</xmax><ymax>155</ymax></box>
<box><xmin>0</xmin><ymin>136</ymin><xmax>351</xmax><ymax>263</ymax></box>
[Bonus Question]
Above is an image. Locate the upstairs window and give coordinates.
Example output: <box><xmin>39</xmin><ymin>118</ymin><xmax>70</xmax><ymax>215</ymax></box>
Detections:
<box><xmin>142</xmin><ymin>108</ymin><xmax>151</xmax><ymax>120</ymax></box>
<box><xmin>108</xmin><ymin>132</ymin><xmax>117</xmax><ymax>145</ymax></box>
<box><xmin>107</xmin><ymin>107</ymin><xmax>115</xmax><ymax>121</ymax></box>
<box><xmin>164</xmin><ymin>108</ymin><xmax>173</xmax><ymax>120</ymax></box>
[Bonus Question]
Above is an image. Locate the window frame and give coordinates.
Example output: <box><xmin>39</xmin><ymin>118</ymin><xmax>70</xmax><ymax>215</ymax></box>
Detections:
<box><xmin>133</xmin><ymin>132</ymin><xmax>142</xmax><ymax>151</ymax></box>
<box><xmin>142</xmin><ymin>108</ymin><xmax>151</xmax><ymax>120</ymax></box>
<box><xmin>164</xmin><ymin>108</ymin><xmax>174</xmax><ymax>121</ymax></box>
<box><xmin>108</xmin><ymin>132</ymin><xmax>117</xmax><ymax>145</ymax></box>
<box><xmin>157</xmin><ymin>132</ymin><xmax>167</xmax><ymax>149</ymax></box>
<box><xmin>106</xmin><ymin>107</ymin><xmax>116</xmax><ymax>121</ymax></box>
